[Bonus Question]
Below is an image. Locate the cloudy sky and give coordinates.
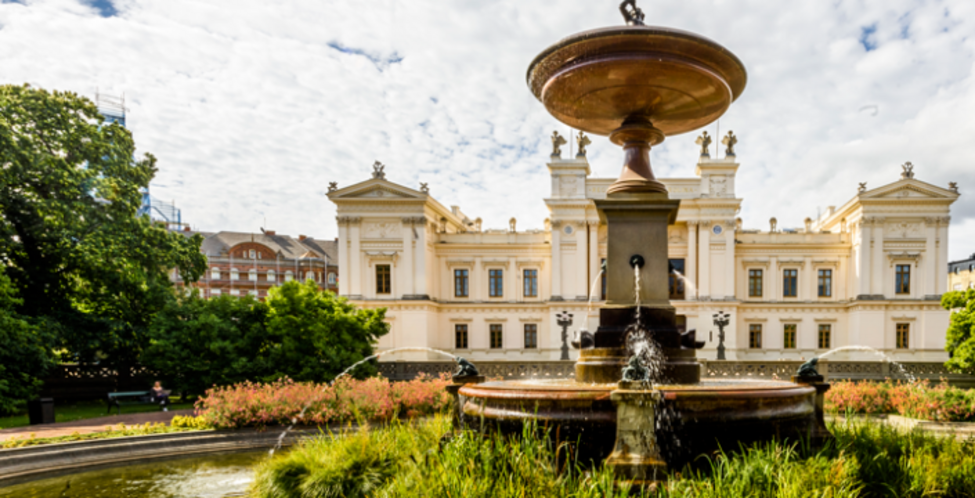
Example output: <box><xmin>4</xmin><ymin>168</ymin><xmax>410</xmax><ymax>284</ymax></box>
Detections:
<box><xmin>2</xmin><ymin>0</ymin><xmax>973</xmax><ymax>260</ymax></box>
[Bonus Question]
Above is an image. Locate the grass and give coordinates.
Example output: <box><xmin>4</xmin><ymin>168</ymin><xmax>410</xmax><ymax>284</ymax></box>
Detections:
<box><xmin>0</xmin><ymin>422</ymin><xmax>202</xmax><ymax>449</ymax></box>
<box><xmin>252</xmin><ymin>416</ymin><xmax>975</xmax><ymax>498</ymax></box>
<box><xmin>0</xmin><ymin>398</ymin><xmax>194</xmax><ymax>430</ymax></box>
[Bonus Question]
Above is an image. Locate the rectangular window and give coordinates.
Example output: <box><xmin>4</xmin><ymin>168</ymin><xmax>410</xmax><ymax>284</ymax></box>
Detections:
<box><xmin>668</xmin><ymin>258</ymin><xmax>685</xmax><ymax>300</ymax></box>
<box><xmin>230</xmin><ymin>269</ymin><xmax>239</xmax><ymax>281</ymax></box>
<box><xmin>783</xmin><ymin>269</ymin><xmax>798</xmax><ymax>297</ymax></box>
<box><xmin>328</xmin><ymin>273</ymin><xmax>337</xmax><ymax>285</ymax></box>
<box><xmin>818</xmin><ymin>269</ymin><xmax>832</xmax><ymax>297</ymax></box>
<box><xmin>230</xmin><ymin>289</ymin><xmax>240</xmax><ymax>296</ymax></box>
<box><xmin>896</xmin><ymin>323</ymin><xmax>910</xmax><ymax>349</ymax></box>
<box><xmin>455</xmin><ymin>324</ymin><xmax>468</xmax><ymax>349</ymax></box>
<box><xmin>211</xmin><ymin>268</ymin><xmax>221</xmax><ymax>280</ymax></box>
<box><xmin>376</xmin><ymin>265</ymin><xmax>391</xmax><ymax>294</ymax></box>
<box><xmin>783</xmin><ymin>323</ymin><xmax>797</xmax><ymax>349</ymax></box>
<box><xmin>454</xmin><ymin>269</ymin><xmax>469</xmax><ymax>298</ymax></box>
<box><xmin>748</xmin><ymin>269</ymin><xmax>763</xmax><ymax>298</ymax></box>
<box><xmin>489</xmin><ymin>324</ymin><xmax>503</xmax><ymax>349</ymax></box>
<box><xmin>818</xmin><ymin>324</ymin><xmax>831</xmax><ymax>349</ymax></box>
<box><xmin>489</xmin><ymin>269</ymin><xmax>503</xmax><ymax>297</ymax></box>
<box><xmin>267</xmin><ymin>271</ymin><xmax>276</xmax><ymax>283</ymax></box>
<box><xmin>749</xmin><ymin>324</ymin><xmax>762</xmax><ymax>349</ymax></box>
<box><xmin>210</xmin><ymin>289</ymin><xmax>221</xmax><ymax>296</ymax></box>
<box><xmin>523</xmin><ymin>269</ymin><xmax>538</xmax><ymax>298</ymax></box>
<box><xmin>524</xmin><ymin>324</ymin><xmax>538</xmax><ymax>349</ymax></box>
<box><xmin>895</xmin><ymin>265</ymin><xmax>911</xmax><ymax>294</ymax></box>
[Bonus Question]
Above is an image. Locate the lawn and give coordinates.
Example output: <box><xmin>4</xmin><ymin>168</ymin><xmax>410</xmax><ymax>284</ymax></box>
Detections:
<box><xmin>0</xmin><ymin>398</ymin><xmax>194</xmax><ymax>430</ymax></box>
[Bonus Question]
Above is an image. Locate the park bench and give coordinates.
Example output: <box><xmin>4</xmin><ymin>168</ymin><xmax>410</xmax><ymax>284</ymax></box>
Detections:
<box><xmin>106</xmin><ymin>391</ymin><xmax>168</xmax><ymax>415</ymax></box>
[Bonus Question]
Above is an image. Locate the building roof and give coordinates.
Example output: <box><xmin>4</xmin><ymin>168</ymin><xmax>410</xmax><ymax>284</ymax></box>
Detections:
<box><xmin>198</xmin><ymin>231</ymin><xmax>337</xmax><ymax>263</ymax></box>
<box><xmin>949</xmin><ymin>253</ymin><xmax>975</xmax><ymax>273</ymax></box>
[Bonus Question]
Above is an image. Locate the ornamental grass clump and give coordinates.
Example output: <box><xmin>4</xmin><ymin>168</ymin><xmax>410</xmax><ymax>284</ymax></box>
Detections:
<box><xmin>826</xmin><ymin>380</ymin><xmax>975</xmax><ymax>422</ymax></box>
<box><xmin>195</xmin><ymin>373</ymin><xmax>451</xmax><ymax>429</ymax></box>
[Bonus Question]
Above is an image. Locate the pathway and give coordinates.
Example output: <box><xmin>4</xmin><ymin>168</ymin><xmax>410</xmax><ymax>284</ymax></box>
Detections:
<box><xmin>0</xmin><ymin>409</ymin><xmax>194</xmax><ymax>442</ymax></box>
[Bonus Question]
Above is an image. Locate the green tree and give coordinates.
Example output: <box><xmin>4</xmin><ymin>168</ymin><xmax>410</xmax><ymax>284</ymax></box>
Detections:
<box><xmin>942</xmin><ymin>289</ymin><xmax>975</xmax><ymax>374</ymax></box>
<box><xmin>143</xmin><ymin>292</ymin><xmax>268</xmax><ymax>396</ymax></box>
<box><xmin>262</xmin><ymin>280</ymin><xmax>389</xmax><ymax>382</ymax></box>
<box><xmin>0</xmin><ymin>84</ymin><xmax>207</xmax><ymax>368</ymax></box>
<box><xmin>0</xmin><ymin>268</ymin><xmax>57</xmax><ymax>415</ymax></box>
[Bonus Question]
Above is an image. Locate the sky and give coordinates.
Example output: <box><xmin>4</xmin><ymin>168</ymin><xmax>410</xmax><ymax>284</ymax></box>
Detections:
<box><xmin>1</xmin><ymin>0</ymin><xmax>974</xmax><ymax>261</ymax></box>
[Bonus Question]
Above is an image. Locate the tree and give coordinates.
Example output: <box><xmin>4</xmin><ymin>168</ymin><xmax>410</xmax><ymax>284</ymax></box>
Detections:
<box><xmin>0</xmin><ymin>84</ymin><xmax>207</xmax><ymax>368</ymax></box>
<box><xmin>0</xmin><ymin>268</ymin><xmax>57</xmax><ymax>415</ymax></box>
<box><xmin>942</xmin><ymin>289</ymin><xmax>975</xmax><ymax>374</ymax></box>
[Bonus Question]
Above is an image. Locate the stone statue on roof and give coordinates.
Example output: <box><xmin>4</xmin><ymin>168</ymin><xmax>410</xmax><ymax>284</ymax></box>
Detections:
<box><xmin>372</xmin><ymin>161</ymin><xmax>386</xmax><ymax>180</ymax></box>
<box><xmin>901</xmin><ymin>162</ymin><xmax>915</xmax><ymax>180</ymax></box>
<box><xmin>551</xmin><ymin>131</ymin><xmax>567</xmax><ymax>158</ymax></box>
<box><xmin>722</xmin><ymin>131</ymin><xmax>737</xmax><ymax>157</ymax></box>
<box><xmin>576</xmin><ymin>131</ymin><xmax>591</xmax><ymax>158</ymax></box>
<box><xmin>695</xmin><ymin>131</ymin><xmax>711</xmax><ymax>158</ymax></box>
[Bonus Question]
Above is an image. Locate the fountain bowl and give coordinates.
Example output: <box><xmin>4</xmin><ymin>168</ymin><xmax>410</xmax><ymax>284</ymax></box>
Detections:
<box><xmin>527</xmin><ymin>25</ymin><xmax>747</xmax><ymax>137</ymax></box>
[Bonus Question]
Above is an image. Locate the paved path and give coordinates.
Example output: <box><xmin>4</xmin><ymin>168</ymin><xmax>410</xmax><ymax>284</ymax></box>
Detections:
<box><xmin>0</xmin><ymin>409</ymin><xmax>194</xmax><ymax>442</ymax></box>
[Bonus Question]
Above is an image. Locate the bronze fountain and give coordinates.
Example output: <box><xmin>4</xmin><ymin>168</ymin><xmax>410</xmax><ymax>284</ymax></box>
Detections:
<box><xmin>453</xmin><ymin>1</ymin><xmax>831</xmax><ymax>483</ymax></box>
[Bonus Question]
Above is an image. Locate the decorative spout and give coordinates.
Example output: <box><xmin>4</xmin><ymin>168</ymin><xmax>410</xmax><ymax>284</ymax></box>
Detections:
<box><xmin>453</xmin><ymin>357</ymin><xmax>480</xmax><ymax>378</ymax></box>
<box><xmin>629</xmin><ymin>254</ymin><xmax>645</xmax><ymax>268</ymax></box>
<box><xmin>621</xmin><ymin>355</ymin><xmax>650</xmax><ymax>382</ymax></box>
<box><xmin>796</xmin><ymin>357</ymin><xmax>820</xmax><ymax>379</ymax></box>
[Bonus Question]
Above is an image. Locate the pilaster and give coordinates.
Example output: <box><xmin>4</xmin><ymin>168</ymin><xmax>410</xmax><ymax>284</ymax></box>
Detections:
<box><xmin>686</xmin><ymin>220</ymin><xmax>698</xmax><ymax>300</ymax></box>
<box><xmin>550</xmin><ymin>220</ymin><xmax>563</xmax><ymax>300</ymax></box>
<box><xmin>698</xmin><ymin>220</ymin><xmax>711</xmax><ymax>300</ymax></box>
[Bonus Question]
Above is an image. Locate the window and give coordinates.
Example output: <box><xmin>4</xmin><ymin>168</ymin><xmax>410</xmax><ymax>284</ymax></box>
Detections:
<box><xmin>818</xmin><ymin>269</ymin><xmax>832</xmax><ymax>297</ymax></box>
<box><xmin>249</xmin><ymin>269</ymin><xmax>257</xmax><ymax>282</ymax></box>
<box><xmin>211</xmin><ymin>268</ymin><xmax>221</xmax><ymax>280</ymax></box>
<box><xmin>489</xmin><ymin>324</ymin><xmax>503</xmax><ymax>349</ymax></box>
<box><xmin>489</xmin><ymin>269</ymin><xmax>503</xmax><ymax>298</ymax></box>
<box><xmin>895</xmin><ymin>265</ymin><xmax>911</xmax><ymax>294</ymax></box>
<box><xmin>523</xmin><ymin>269</ymin><xmax>538</xmax><ymax>298</ymax></box>
<box><xmin>783</xmin><ymin>323</ymin><xmax>797</xmax><ymax>349</ymax></box>
<box><xmin>230</xmin><ymin>289</ymin><xmax>240</xmax><ymax>296</ymax></box>
<box><xmin>749</xmin><ymin>324</ymin><xmax>762</xmax><ymax>349</ymax></box>
<box><xmin>211</xmin><ymin>289</ymin><xmax>221</xmax><ymax>296</ymax></box>
<box><xmin>524</xmin><ymin>324</ymin><xmax>538</xmax><ymax>349</ymax></box>
<box><xmin>248</xmin><ymin>290</ymin><xmax>258</xmax><ymax>297</ymax></box>
<box><xmin>454</xmin><ymin>269</ymin><xmax>469</xmax><ymax>298</ymax></box>
<box><xmin>748</xmin><ymin>269</ymin><xmax>763</xmax><ymax>298</ymax></box>
<box><xmin>668</xmin><ymin>258</ymin><xmax>685</xmax><ymax>300</ymax></box>
<box><xmin>285</xmin><ymin>271</ymin><xmax>294</xmax><ymax>282</ymax></box>
<box><xmin>896</xmin><ymin>323</ymin><xmax>910</xmax><ymax>349</ymax></box>
<box><xmin>249</xmin><ymin>249</ymin><xmax>256</xmax><ymax>259</ymax></box>
<box><xmin>376</xmin><ymin>265</ymin><xmax>391</xmax><ymax>294</ymax></box>
<box><xmin>230</xmin><ymin>268</ymin><xmax>239</xmax><ymax>281</ymax></box>
<box><xmin>818</xmin><ymin>324</ymin><xmax>831</xmax><ymax>349</ymax></box>
<box><xmin>455</xmin><ymin>324</ymin><xmax>468</xmax><ymax>349</ymax></box>
<box><xmin>783</xmin><ymin>269</ymin><xmax>798</xmax><ymax>297</ymax></box>
<box><xmin>328</xmin><ymin>273</ymin><xmax>337</xmax><ymax>285</ymax></box>
<box><xmin>305</xmin><ymin>271</ymin><xmax>315</xmax><ymax>282</ymax></box>
<box><xmin>266</xmin><ymin>270</ymin><xmax>276</xmax><ymax>283</ymax></box>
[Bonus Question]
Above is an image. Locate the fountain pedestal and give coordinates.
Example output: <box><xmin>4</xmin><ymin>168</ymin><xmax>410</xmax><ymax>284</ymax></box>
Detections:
<box><xmin>606</xmin><ymin>382</ymin><xmax>667</xmax><ymax>483</ymax></box>
<box><xmin>792</xmin><ymin>375</ymin><xmax>834</xmax><ymax>447</ymax></box>
<box><xmin>446</xmin><ymin>376</ymin><xmax>485</xmax><ymax>430</ymax></box>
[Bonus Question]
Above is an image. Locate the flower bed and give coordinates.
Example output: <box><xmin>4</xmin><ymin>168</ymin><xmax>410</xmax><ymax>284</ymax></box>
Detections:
<box><xmin>826</xmin><ymin>380</ymin><xmax>975</xmax><ymax>422</ymax></box>
<box><xmin>195</xmin><ymin>373</ymin><xmax>452</xmax><ymax>429</ymax></box>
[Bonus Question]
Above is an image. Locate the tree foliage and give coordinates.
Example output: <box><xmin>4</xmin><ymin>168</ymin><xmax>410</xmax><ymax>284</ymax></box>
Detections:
<box><xmin>143</xmin><ymin>281</ymin><xmax>389</xmax><ymax>395</ymax></box>
<box><xmin>942</xmin><ymin>288</ymin><xmax>975</xmax><ymax>374</ymax></box>
<box><xmin>0</xmin><ymin>268</ymin><xmax>57</xmax><ymax>415</ymax></box>
<box><xmin>0</xmin><ymin>84</ymin><xmax>207</xmax><ymax>368</ymax></box>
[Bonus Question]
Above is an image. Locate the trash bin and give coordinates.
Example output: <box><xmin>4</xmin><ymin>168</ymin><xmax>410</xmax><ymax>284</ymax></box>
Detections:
<box><xmin>27</xmin><ymin>398</ymin><xmax>55</xmax><ymax>425</ymax></box>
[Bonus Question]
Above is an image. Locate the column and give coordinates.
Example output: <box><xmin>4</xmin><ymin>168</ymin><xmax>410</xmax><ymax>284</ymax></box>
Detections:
<box><xmin>575</xmin><ymin>221</ymin><xmax>588</xmax><ymax>299</ymax></box>
<box><xmin>337</xmin><ymin>218</ymin><xmax>350</xmax><ymax>296</ymax></box>
<box><xmin>686</xmin><ymin>221</ymin><xmax>698</xmax><ymax>300</ymax></box>
<box><xmin>551</xmin><ymin>221</ymin><xmax>562</xmax><ymax>300</ymax></box>
<box><xmin>871</xmin><ymin>218</ymin><xmax>885</xmax><ymax>296</ymax></box>
<box><xmin>401</xmin><ymin>218</ymin><xmax>415</xmax><ymax>297</ymax></box>
<box><xmin>698</xmin><ymin>220</ymin><xmax>711</xmax><ymax>300</ymax></box>
<box><xmin>725</xmin><ymin>220</ymin><xmax>735</xmax><ymax>300</ymax></box>
<box><xmin>349</xmin><ymin>218</ymin><xmax>362</xmax><ymax>297</ymax></box>
<box><xmin>769</xmin><ymin>256</ymin><xmax>778</xmax><ymax>301</ymax></box>
<box><xmin>588</xmin><ymin>221</ymin><xmax>600</xmax><ymax>301</ymax></box>
<box><xmin>923</xmin><ymin>217</ymin><xmax>936</xmax><ymax>297</ymax></box>
<box><xmin>937</xmin><ymin>217</ymin><xmax>950</xmax><ymax>294</ymax></box>
<box><xmin>415</xmin><ymin>220</ymin><xmax>428</xmax><ymax>298</ymax></box>
<box><xmin>857</xmin><ymin>220</ymin><xmax>871</xmax><ymax>298</ymax></box>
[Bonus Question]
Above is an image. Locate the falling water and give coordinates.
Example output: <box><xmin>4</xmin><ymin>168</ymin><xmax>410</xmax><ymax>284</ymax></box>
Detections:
<box><xmin>671</xmin><ymin>269</ymin><xmax>697</xmax><ymax>299</ymax></box>
<box><xmin>269</xmin><ymin>346</ymin><xmax>459</xmax><ymax>455</ymax></box>
<box><xmin>633</xmin><ymin>265</ymin><xmax>642</xmax><ymax>321</ymax></box>
<box><xmin>818</xmin><ymin>345</ymin><xmax>916</xmax><ymax>382</ymax></box>
<box><xmin>586</xmin><ymin>269</ymin><xmax>605</xmax><ymax>316</ymax></box>
<box><xmin>625</xmin><ymin>264</ymin><xmax>666</xmax><ymax>382</ymax></box>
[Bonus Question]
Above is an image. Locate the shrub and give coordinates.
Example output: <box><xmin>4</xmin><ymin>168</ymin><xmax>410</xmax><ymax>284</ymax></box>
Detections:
<box><xmin>826</xmin><ymin>380</ymin><xmax>975</xmax><ymax>422</ymax></box>
<box><xmin>170</xmin><ymin>415</ymin><xmax>213</xmax><ymax>430</ymax></box>
<box><xmin>195</xmin><ymin>373</ymin><xmax>451</xmax><ymax>429</ymax></box>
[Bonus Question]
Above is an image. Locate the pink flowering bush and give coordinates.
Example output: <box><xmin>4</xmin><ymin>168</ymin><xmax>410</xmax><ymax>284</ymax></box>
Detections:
<box><xmin>195</xmin><ymin>373</ymin><xmax>452</xmax><ymax>429</ymax></box>
<box><xmin>826</xmin><ymin>380</ymin><xmax>975</xmax><ymax>422</ymax></box>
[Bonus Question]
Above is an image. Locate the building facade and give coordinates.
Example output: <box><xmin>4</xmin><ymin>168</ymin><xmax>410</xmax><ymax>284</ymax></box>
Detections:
<box><xmin>178</xmin><ymin>230</ymin><xmax>338</xmax><ymax>299</ymax></box>
<box><xmin>948</xmin><ymin>253</ymin><xmax>975</xmax><ymax>292</ymax></box>
<box><xmin>328</xmin><ymin>153</ymin><xmax>959</xmax><ymax>362</ymax></box>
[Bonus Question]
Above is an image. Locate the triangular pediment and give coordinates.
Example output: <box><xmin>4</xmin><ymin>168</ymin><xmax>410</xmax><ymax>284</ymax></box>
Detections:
<box><xmin>861</xmin><ymin>179</ymin><xmax>958</xmax><ymax>201</ymax></box>
<box><xmin>328</xmin><ymin>178</ymin><xmax>427</xmax><ymax>201</ymax></box>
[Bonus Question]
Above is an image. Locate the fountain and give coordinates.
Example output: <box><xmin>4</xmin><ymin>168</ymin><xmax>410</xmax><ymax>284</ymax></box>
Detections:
<box><xmin>453</xmin><ymin>1</ymin><xmax>832</xmax><ymax>482</ymax></box>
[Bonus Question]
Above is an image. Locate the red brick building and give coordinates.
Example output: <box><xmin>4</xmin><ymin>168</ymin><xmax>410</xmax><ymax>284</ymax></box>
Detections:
<box><xmin>179</xmin><ymin>230</ymin><xmax>338</xmax><ymax>300</ymax></box>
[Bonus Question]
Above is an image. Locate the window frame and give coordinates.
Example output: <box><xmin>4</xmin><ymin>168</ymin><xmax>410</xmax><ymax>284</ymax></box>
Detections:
<box><xmin>817</xmin><ymin>269</ymin><xmax>832</xmax><ymax>298</ymax></box>
<box><xmin>454</xmin><ymin>269</ymin><xmax>470</xmax><ymax>298</ymax></box>
<box><xmin>896</xmin><ymin>323</ymin><xmax>910</xmax><ymax>349</ymax></box>
<box><xmin>266</xmin><ymin>270</ymin><xmax>276</xmax><ymax>283</ymax></box>
<box><xmin>523</xmin><ymin>269</ymin><xmax>539</xmax><ymax>298</ymax></box>
<box><xmin>895</xmin><ymin>264</ymin><xmax>911</xmax><ymax>295</ymax></box>
<box><xmin>488</xmin><ymin>269</ymin><xmax>504</xmax><ymax>298</ymax></box>
<box><xmin>489</xmin><ymin>324</ymin><xmax>503</xmax><ymax>349</ymax></box>
<box><xmin>783</xmin><ymin>323</ymin><xmax>797</xmax><ymax>349</ymax></box>
<box><xmin>376</xmin><ymin>264</ymin><xmax>392</xmax><ymax>294</ymax></box>
<box><xmin>818</xmin><ymin>324</ymin><xmax>831</xmax><ymax>350</ymax></box>
<box><xmin>524</xmin><ymin>323</ymin><xmax>538</xmax><ymax>349</ymax></box>
<box><xmin>749</xmin><ymin>324</ymin><xmax>762</xmax><ymax>349</ymax></box>
<box><xmin>455</xmin><ymin>324</ymin><xmax>469</xmax><ymax>350</ymax></box>
<box><xmin>748</xmin><ymin>269</ymin><xmax>763</xmax><ymax>298</ymax></box>
<box><xmin>783</xmin><ymin>269</ymin><xmax>798</xmax><ymax>298</ymax></box>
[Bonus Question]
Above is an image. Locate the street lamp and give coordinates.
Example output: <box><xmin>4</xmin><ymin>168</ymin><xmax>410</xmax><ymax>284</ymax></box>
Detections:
<box><xmin>712</xmin><ymin>311</ymin><xmax>730</xmax><ymax>360</ymax></box>
<box><xmin>556</xmin><ymin>311</ymin><xmax>573</xmax><ymax>361</ymax></box>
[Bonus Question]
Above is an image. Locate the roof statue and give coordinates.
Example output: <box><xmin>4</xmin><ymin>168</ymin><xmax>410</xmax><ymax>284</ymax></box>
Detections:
<box><xmin>695</xmin><ymin>131</ymin><xmax>711</xmax><ymax>158</ymax></box>
<box><xmin>509</xmin><ymin>217</ymin><xmax>517</xmax><ymax>233</ymax></box>
<box><xmin>372</xmin><ymin>161</ymin><xmax>386</xmax><ymax>180</ymax></box>
<box><xmin>722</xmin><ymin>130</ymin><xmax>737</xmax><ymax>157</ymax></box>
<box><xmin>858</xmin><ymin>182</ymin><xmax>867</xmax><ymax>193</ymax></box>
<box><xmin>769</xmin><ymin>217</ymin><xmax>777</xmax><ymax>232</ymax></box>
<box><xmin>576</xmin><ymin>131</ymin><xmax>591</xmax><ymax>158</ymax></box>
<box><xmin>328</xmin><ymin>181</ymin><xmax>338</xmax><ymax>193</ymax></box>
<box><xmin>420</xmin><ymin>182</ymin><xmax>429</xmax><ymax>193</ymax></box>
<box><xmin>949</xmin><ymin>182</ymin><xmax>959</xmax><ymax>193</ymax></box>
<box><xmin>619</xmin><ymin>0</ymin><xmax>645</xmax><ymax>26</ymax></box>
<box><xmin>551</xmin><ymin>131</ymin><xmax>567</xmax><ymax>158</ymax></box>
<box><xmin>901</xmin><ymin>161</ymin><xmax>915</xmax><ymax>180</ymax></box>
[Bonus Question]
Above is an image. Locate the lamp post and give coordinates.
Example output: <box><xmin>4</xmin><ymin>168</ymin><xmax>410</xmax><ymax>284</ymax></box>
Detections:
<box><xmin>556</xmin><ymin>311</ymin><xmax>573</xmax><ymax>361</ymax></box>
<box><xmin>713</xmin><ymin>311</ymin><xmax>730</xmax><ymax>360</ymax></box>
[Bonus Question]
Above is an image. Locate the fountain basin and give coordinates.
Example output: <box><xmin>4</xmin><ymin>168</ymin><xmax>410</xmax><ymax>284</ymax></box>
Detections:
<box><xmin>459</xmin><ymin>379</ymin><xmax>817</xmax><ymax>466</ymax></box>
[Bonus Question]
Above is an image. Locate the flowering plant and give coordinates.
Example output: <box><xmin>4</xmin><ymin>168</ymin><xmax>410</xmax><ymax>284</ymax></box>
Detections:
<box><xmin>826</xmin><ymin>380</ymin><xmax>975</xmax><ymax>422</ymax></box>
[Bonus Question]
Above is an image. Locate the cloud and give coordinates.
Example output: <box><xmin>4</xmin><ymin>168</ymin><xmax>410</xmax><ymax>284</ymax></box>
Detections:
<box><xmin>0</xmin><ymin>0</ymin><xmax>972</xmax><ymax>261</ymax></box>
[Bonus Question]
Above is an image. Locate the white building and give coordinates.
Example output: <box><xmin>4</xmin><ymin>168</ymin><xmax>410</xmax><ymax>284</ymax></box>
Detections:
<box><xmin>327</xmin><ymin>153</ymin><xmax>959</xmax><ymax>362</ymax></box>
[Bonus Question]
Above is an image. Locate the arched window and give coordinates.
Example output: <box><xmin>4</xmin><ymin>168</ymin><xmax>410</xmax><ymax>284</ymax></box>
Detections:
<box><xmin>248</xmin><ymin>269</ymin><xmax>257</xmax><ymax>281</ymax></box>
<box><xmin>285</xmin><ymin>271</ymin><xmax>294</xmax><ymax>282</ymax></box>
<box><xmin>266</xmin><ymin>270</ymin><xmax>276</xmax><ymax>283</ymax></box>
<box><xmin>230</xmin><ymin>268</ymin><xmax>239</xmax><ymax>281</ymax></box>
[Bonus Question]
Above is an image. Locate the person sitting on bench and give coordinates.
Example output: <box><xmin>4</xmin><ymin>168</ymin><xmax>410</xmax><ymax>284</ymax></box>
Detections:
<box><xmin>151</xmin><ymin>381</ymin><xmax>171</xmax><ymax>411</ymax></box>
